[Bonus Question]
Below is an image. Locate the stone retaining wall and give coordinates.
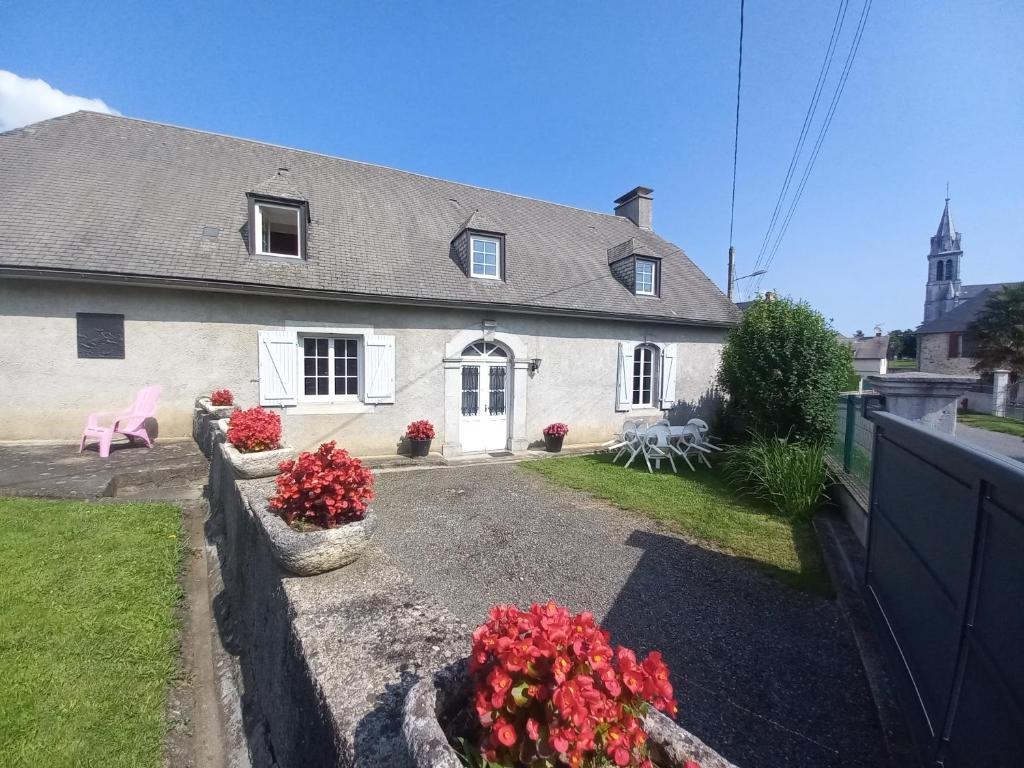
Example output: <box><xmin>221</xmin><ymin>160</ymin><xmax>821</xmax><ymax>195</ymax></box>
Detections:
<box><xmin>205</xmin><ymin>428</ymin><xmax>469</xmax><ymax>767</ymax></box>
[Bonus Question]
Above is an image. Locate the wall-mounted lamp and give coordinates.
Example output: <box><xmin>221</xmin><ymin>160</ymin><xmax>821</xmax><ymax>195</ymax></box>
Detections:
<box><xmin>529</xmin><ymin>358</ymin><xmax>542</xmax><ymax>373</ymax></box>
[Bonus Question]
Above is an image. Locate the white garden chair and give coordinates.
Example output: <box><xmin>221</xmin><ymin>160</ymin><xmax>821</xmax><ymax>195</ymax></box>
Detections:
<box><xmin>672</xmin><ymin>424</ymin><xmax>713</xmax><ymax>471</ymax></box>
<box><xmin>686</xmin><ymin>418</ymin><xmax>723</xmax><ymax>451</ymax></box>
<box><xmin>613</xmin><ymin>421</ymin><xmax>646</xmax><ymax>468</ymax></box>
<box><xmin>639</xmin><ymin>424</ymin><xmax>678</xmax><ymax>473</ymax></box>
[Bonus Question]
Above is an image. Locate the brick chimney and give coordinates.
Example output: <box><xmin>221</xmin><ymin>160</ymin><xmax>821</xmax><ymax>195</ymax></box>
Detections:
<box><xmin>613</xmin><ymin>186</ymin><xmax>653</xmax><ymax>230</ymax></box>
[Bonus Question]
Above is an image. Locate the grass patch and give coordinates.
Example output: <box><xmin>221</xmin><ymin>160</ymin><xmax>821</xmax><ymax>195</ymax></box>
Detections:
<box><xmin>958</xmin><ymin>410</ymin><xmax>1024</xmax><ymax>438</ymax></box>
<box><xmin>0</xmin><ymin>498</ymin><xmax>183</xmax><ymax>768</ymax></box>
<box><xmin>520</xmin><ymin>454</ymin><xmax>830</xmax><ymax>595</ymax></box>
<box><xmin>887</xmin><ymin>358</ymin><xmax>917</xmax><ymax>370</ymax></box>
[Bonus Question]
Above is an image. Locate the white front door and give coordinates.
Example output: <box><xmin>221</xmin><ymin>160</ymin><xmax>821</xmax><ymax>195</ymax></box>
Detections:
<box><xmin>459</xmin><ymin>342</ymin><xmax>509</xmax><ymax>453</ymax></box>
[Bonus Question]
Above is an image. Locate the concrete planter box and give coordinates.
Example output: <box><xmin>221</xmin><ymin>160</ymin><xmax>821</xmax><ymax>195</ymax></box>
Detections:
<box><xmin>220</xmin><ymin>440</ymin><xmax>294</xmax><ymax>479</ymax></box>
<box><xmin>247</xmin><ymin>494</ymin><xmax>377</xmax><ymax>577</ymax></box>
<box><xmin>196</xmin><ymin>396</ymin><xmax>235</xmax><ymax>420</ymax></box>
<box><xmin>403</xmin><ymin>663</ymin><xmax>740</xmax><ymax>768</ymax></box>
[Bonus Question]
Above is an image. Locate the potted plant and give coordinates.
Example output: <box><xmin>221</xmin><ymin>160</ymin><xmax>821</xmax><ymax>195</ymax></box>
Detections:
<box><xmin>210</xmin><ymin>388</ymin><xmax>234</xmax><ymax>407</ymax></box>
<box><xmin>543</xmin><ymin>423</ymin><xmax>569</xmax><ymax>453</ymax></box>
<box><xmin>251</xmin><ymin>441</ymin><xmax>376</xmax><ymax>576</ymax></box>
<box><xmin>193</xmin><ymin>389</ymin><xmax>237</xmax><ymax>456</ymax></box>
<box><xmin>221</xmin><ymin>406</ymin><xmax>293</xmax><ymax>478</ymax></box>
<box><xmin>403</xmin><ymin>602</ymin><xmax>735</xmax><ymax>768</ymax></box>
<box><xmin>407</xmin><ymin>419</ymin><xmax>436</xmax><ymax>458</ymax></box>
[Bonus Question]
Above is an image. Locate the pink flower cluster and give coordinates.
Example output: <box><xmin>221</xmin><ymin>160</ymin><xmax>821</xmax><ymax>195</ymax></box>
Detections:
<box><xmin>406</xmin><ymin>419</ymin><xmax>436</xmax><ymax>440</ymax></box>
<box><xmin>270</xmin><ymin>441</ymin><xmax>374</xmax><ymax>528</ymax></box>
<box><xmin>543</xmin><ymin>423</ymin><xmax>570</xmax><ymax>438</ymax></box>
<box><xmin>470</xmin><ymin>602</ymin><xmax>684</xmax><ymax>768</ymax></box>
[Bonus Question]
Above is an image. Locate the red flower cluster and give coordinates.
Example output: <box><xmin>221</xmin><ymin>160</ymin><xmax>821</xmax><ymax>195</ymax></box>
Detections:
<box><xmin>210</xmin><ymin>389</ymin><xmax>234</xmax><ymax>406</ymax></box>
<box><xmin>543</xmin><ymin>423</ymin><xmax>570</xmax><ymax>438</ymax></box>
<box><xmin>227</xmin><ymin>407</ymin><xmax>281</xmax><ymax>453</ymax></box>
<box><xmin>270</xmin><ymin>441</ymin><xmax>374</xmax><ymax>528</ymax></box>
<box><xmin>470</xmin><ymin>602</ymin><xmax>681</xmax><ymax>768</ymax></box>
<box><xmin>406</xmin><ymin>419</ymin><xmax>436</xmax><ymax>440</ymax></box>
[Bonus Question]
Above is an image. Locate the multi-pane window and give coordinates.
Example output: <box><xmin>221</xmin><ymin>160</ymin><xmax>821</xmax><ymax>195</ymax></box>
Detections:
<box><xmin>256</xmin><ymin>203</ymin><xmax>301</xmax><ymax>258</ymax></box>
<box><xmin>635</xmin><ymin>259</ymin><xmax>656</xmax><ymax>295</ymax></box>
<box><xmin>632</xmin><ymin>345</ymin><xmax>659</xmax><ymax>406</ymax></box>
<box><xmin>470</xmin><ymin>236</ymin><xmax>501</xmax><ymax>279</ymax></box>
<box><xmin>302</xmin><ymin>337</ymin><xmax>359</xmax><ymax>398</ymax></box>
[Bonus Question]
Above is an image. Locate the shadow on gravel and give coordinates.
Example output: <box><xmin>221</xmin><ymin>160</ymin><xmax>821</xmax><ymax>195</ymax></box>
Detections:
<box><xmin>600</xmin><ymin>528</ymin><xmax>887</xmax><ymax>768</ymax></box>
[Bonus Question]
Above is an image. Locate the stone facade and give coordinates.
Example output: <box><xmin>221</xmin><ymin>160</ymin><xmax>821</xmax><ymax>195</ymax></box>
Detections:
<box><xmin>918</xmin><ymin>332</ymin><xmax>979</xmax><ymax>375</ymax></box>
<box><xmin>0</xmin><ymin>278</ymin><xmax>727</xmax><ymax>453</ymax></box>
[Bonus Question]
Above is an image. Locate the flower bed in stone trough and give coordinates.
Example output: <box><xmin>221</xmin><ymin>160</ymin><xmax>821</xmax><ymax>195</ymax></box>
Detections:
<box><xmin>405</xmin><ymin>602</ymin><xmax>737</xmax><ymax>768</ymax></box>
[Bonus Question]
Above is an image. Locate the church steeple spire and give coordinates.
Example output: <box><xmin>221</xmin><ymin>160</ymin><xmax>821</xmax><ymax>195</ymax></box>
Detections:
<box><xmin>923</xmin><ymin>194</ymin><xmax>964</xmax><ymax>323</ymax></box>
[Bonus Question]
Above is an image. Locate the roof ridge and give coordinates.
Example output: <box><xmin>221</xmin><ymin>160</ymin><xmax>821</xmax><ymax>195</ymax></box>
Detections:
<box><xmin>63</xmin><ymin>111</ymin><xmax>630</xmax><ymax>223</ymax></box>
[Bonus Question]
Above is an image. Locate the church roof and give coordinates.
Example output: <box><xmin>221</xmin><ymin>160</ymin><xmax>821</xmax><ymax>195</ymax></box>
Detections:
<box><xmin>918</xmin><ymin>282</ymin><xmax>1020</xmax><ymax>333</ymax></box>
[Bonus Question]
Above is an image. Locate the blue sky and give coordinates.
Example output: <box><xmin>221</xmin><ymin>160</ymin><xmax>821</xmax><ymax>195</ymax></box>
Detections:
<box><xmin>2</xmin><ymin>1</ymin><xmax>1021</xmax><ymax>334</ymax></box>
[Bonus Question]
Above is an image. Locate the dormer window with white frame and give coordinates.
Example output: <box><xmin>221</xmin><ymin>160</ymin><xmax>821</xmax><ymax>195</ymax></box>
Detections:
<box><xmin>635</xmin><ymin>258</ymin><xmax>657</xmax><ymax>296</ymax></box>
<box><xmin>470</xmin><ymin>235</ymin><xmax>501</xmax><ymax>279</ymax></box>
<box><xmin>255</xmin><ymin>202</ymin><xmax>302</xmax><ymax>258</ymax></box>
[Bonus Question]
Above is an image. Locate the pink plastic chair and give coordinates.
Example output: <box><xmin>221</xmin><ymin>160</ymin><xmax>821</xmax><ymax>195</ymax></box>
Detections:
<box><xmin>79</xmin><ymin>385</ymin><xmax>162</xmax><ymax>458</ymax></box>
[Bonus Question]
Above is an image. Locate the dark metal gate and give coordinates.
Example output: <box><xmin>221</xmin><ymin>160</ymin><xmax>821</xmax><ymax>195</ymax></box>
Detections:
<box><xmin>864</xmin><ymin>409</ymin><xmax>1024</xmax><ymax>767</ymax></box>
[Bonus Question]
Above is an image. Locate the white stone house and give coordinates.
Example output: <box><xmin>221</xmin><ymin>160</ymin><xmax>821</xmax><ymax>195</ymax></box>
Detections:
<box><xmin>0</xmin><ymin>112</ymin><xmax>739</xmax><ymax>455</ymax></box>
<box><xmin>838</xmin><ymin>333</ymin><xmax>888</xmax><ymax>390</ymax></box>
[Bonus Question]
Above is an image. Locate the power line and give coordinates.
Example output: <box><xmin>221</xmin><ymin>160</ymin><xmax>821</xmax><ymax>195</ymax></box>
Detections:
<box><xmin>751</xmin><ymin>0</ymin><xmax>873</xmax><ymax>296</ymax></box>
<box><xmin>728</xmin><ymin>0</ymin><xmax>745</xmax><ymax>249</ymax></box>
<box><xmin>750</xmin><ymin>0</ymin><xmax>851</xmax><ymax>277</ymax></box>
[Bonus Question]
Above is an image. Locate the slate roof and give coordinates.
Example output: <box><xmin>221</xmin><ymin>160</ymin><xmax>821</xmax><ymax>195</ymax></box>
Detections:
<box><xmin>917</xmin><ymin>282</ymin><xmax>1021</xmax><ymax>333</ymax></box>
<box><xmin>0</xmin><ymin>111</ymin><xmax>740</xmax><ymax>327</ymax></box>
<box><xmin>838</xmin><ymin>334</ymin><xmax>889</xmax><ymax>360</ymax></box>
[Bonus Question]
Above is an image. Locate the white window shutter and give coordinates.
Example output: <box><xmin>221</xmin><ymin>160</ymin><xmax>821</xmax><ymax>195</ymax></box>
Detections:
<box><xmin>659</xmin><ymin>344</ymin><xmax>677</xmax><ymax>409</ymax></box>
<box><xmin>258</xmin><ymin>330</ymin><xmax>298</xmax><ymax>406</ymax></box>
<box><xmin>364</xmin><ymin>335</ymin><xmax>395</xmax><ymax>404</ymax></box>
<box><xmin>615</xmin><ymin>342</ymin><xmax>632</xmax><ymax>412</ymax></box>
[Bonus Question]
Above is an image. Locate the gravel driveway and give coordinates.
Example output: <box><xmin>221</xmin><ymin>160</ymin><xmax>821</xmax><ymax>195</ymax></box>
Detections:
<box><xmin>371</xmin><ymin>462</ymin><xmax>886</xmax><ymax>768</ymax></box>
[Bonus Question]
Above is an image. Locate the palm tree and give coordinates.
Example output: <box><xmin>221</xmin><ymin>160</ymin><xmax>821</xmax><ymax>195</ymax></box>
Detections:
<box><xmin>967</xmin><ymin>284</ymin><xmax>1024</xmax><ymax>374</ymax></box>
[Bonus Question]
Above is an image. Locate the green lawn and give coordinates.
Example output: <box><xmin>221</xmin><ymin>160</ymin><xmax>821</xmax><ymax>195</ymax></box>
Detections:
<box><xmin>958</xmin><ymin>410</ymin><xmax>1024</xmax><ymax>438</ymax></box>
<box><xmin>0</xmin><ymin>498</ymin><xmax>183</xmax><ymax>768</ymax></box>
<box><xmin>520</xmin><ymin>454</ymin><xmax>830</xmax><ymax>595</ymax></box>
<box><xmin>887</xmin><ymin>358</ymin><xmax>917</xmax><ymax>370</ymax></box>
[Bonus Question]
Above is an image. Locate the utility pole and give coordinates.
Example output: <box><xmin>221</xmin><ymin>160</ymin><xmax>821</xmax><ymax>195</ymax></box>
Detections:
<box><xmin>727</xmin><ymin>246</ymin><xmax>736</xmax><ymax>300</ymax></box>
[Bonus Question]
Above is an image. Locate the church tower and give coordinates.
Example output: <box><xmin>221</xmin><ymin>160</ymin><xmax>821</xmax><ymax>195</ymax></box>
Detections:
<box><xmin>923</xmin><ymin>196</ymin><xmax>963</xmax><ymax>323</ymax></box>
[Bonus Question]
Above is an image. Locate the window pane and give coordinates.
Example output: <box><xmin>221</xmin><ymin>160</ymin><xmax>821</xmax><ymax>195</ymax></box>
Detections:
<box><xmin>316</xmin><ymin>358</ymin><xmax>328</xmax><ymax>375</ymax></box>
<box><xmin>304</xmin><ymin>379</ymin><xmax>317</xmax><ymax>395</ymax></box>
<box><xmin>347</xmin><ymin>339</ymin><xmax>358</xmax><ymax>356</ymax></box>
<box><xmin>304</xmin><ymin>359</ymin><xmax>315</xmax><ymax>376</ymax></box>
<box><xmin>489</xmin><ymin>366</ymin><xmax>506</xmax><ymax>415</ymax></box>
<box><xmin>317</xmin><ymin>338</ymin><xmax>328</xmax><ymax>355</ymax></box>
<box><xmin>258</xmin><ymin>204</ymin><xmax>300</xmax><ymax>256</ymax></box>
<box><xmin>317</xmin><ymin>377</ymin><xmax>328</xmax><ymax>395</ymax></box>
<box><xmin>304</xmin><ymin>338</ymin><xmax>316</xmax><ymax>355</ymax></box>
<box><xmin>461</xmin><ymin>366</ymin><xmax>479</xmax><ymax>416</ymax></box>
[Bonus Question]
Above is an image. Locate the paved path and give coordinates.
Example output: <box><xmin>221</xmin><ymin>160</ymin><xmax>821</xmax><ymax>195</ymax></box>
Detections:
<box><xmin>955</xmin><ymin>423</ymin><xmax>1024</xmax><ymax>463</ymax></box>
<box><xmin>0</xmin><ymin>440</ymin><xmax>207</xmax><ymax>498</ymax></box>
<box><xmin>371</xmin><ymin>463</ymin><xmax>886</xmax><ymax>768</ymax></box>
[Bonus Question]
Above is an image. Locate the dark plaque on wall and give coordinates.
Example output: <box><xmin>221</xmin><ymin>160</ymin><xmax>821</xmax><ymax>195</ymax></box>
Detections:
<box><xmin>77</xmin><ymin>313</ymin><xmax>125</xmax><ymax>359</ymax></box>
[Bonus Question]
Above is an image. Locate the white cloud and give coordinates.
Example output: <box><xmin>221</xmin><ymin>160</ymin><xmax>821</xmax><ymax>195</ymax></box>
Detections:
<box><xmin>0</xmin><ymin>70</ymin><xmax>119</xmax><ymax>132</ymax></box>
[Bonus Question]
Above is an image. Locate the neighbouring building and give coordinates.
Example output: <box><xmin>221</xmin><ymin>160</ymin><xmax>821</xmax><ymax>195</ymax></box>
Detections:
<box><xmin>0</xmin><ymin>112</ymin><xmax>740</xmax><ymax>455</ymax></box>
<box><xmin>916</xmin><ymin>197</ymin><xmax>1019</xmax><ymax>375</ymax></box>
<box><xmin>838</xmin><ymin>332</ymin><xmax>888</xmax><ymax>389</ymax></box>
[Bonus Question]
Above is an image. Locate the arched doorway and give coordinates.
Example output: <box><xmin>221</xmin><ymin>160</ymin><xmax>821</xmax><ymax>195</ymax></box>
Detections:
<box><xmin>458</xmin><ymin>340</ymin><xmax>510</xmax><ymax>452</ymax></box>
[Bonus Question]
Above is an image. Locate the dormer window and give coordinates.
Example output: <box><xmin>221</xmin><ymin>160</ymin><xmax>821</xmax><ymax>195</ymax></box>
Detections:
<box><xmin>470</xmin><ymin>235</ymin><xmax>501</xmax><ymax>279</ymax></box>
<box><xmin>255</xmin><ymin>202</ymin><xmax>301</xmax><ymax>258</ymax></box>
<box><xmin>635</xmin><ymin>259</ymin><xmax>657</xmax><ymax>295</ymax></box>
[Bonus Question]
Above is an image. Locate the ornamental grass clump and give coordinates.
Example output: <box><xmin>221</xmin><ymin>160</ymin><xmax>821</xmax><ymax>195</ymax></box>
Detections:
<box><xmin>724</xmin><ymin>433</ymin><xmax>829</xmax><ymax>520</ymax></box>
<box><xmin>406</xmin><ymin>419</ymin><xmax>436</xmax><ymax>440</ymax></box>
<box><xmin>465</xmin><ymin>602</ymin><xmax>689</xmax><ymax>768</ymax></box>
<box><xmin>270</xmin><ymin>441</ymin><xmax>374</xmax><ymax>529</ymax></box>
<box><xmin>226</xmin><ymin>407</ymin><xmax>281</xmax><ymax>453</ymax></box>
<box><xmin>210</xmin><ymin>388</ymin><xmax>234</xmax><ymax>406</ymax></box>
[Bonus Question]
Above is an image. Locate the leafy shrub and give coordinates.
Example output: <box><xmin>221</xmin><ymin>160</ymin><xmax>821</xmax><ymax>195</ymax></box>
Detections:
<box><xmin>724</xmin><ymin>433</ymin><xmax>829</xmax><ymax>519</ymax></box>
<box><xmin>210</xmin><ymin>388</ymin><xmax>234</xmax><ymax>406</ymax></box>
<box><xmin>270</xmin><ymin>441</ymin><xmax>374</xmax><ymax>528</ymax></box>
<box><xmin>717</xmin><ymin>296</ymin><xmax>853</xmax><ymax>442</ymax></box>
<box><xmin>406</xmin><ymin>419</ymin><xmax>436</xmax><ymax>440</ymax></box>
<box><xmin>226</xmin><ymin>407</ymin><xmax>281</xmax><ymax>453</ymax></box>
<box><xmin>467</xmin><ymin>602</ymin><xmax>680</xmax><ymax>768</ymax></box>
<box><xmin>543</xmin><ymin>422</ymin><xmax>570</xmax><ymax>438</ymax></box>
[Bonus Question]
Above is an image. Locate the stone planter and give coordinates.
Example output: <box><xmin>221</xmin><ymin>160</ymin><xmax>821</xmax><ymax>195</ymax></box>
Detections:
<box><xmin>409</xmin><ymin>438</ymin><xmax>432</xmax><ymax>458</ymax></box>
<box><xmin>248</xmin><ymin>494</ymin><xmax>377</xmax><ymax>576</ymax></box>
<box><xmin>197</xmin><ymin>396</ymin><xmax>236</xmax><ymax>420</ymax></box>
<box><xmin>220</xmin><ymin>440</ymin><xmax>294</xmax><ymax>479</ymax></box>
<box><xmin>544</xmin><ymin>434</ymin><xmax>564</xmax><ymax>452</ymax></box>
<box><xmin>403</xmin><ymin>662</ymin><xmax>739</xmax><ymax>768</ymax></box>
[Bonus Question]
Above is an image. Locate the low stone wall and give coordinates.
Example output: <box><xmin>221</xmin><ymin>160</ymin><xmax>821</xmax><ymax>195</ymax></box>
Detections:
<box><xmin>193</xmin><ymin>398</ymin><xmax>234</xmax><ymax>458</ymax></box>
<box><xmin>207</xmin><ymin>444</ymin><xmax>469</xmax><ymax>767</ymax></box>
